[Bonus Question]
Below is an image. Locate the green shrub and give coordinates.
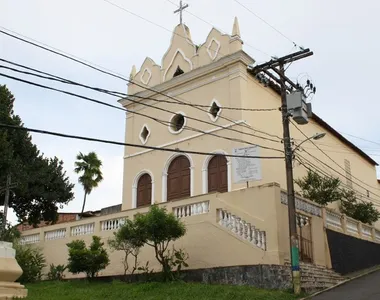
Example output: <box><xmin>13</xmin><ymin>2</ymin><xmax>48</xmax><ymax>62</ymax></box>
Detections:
<box><xmin>15</xmin><ymin>244</ymin><xmax>46</xmax><ymax>283</ymax></box>
<box><xmin>108</xmin><ymin>219</ymin><xmax>144</xmax><ymax>275</ymax></box>
<box><xmin>134</xmin><ymin>205</ymin><xmax>187</xmax><ymax>280</ymax></box>
<box><xmin>47</xmin><ymin>264</ymin><xmax>67</xmax><ymax>281</ymax></box>
<box><xmin>67</xmin><ymin>236</ymin><xmax>110</xmax><ymax>278</ymax></box>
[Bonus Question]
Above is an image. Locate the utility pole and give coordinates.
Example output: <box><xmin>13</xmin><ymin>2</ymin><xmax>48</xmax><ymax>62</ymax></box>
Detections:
<box><xmin>2</xmin><ymin>174</ymin><xmax>11</xmax><ymax>232</ymax></box>
<box><xmin>280</xmin><ymin>63</ymin><xmax>300</xmax><ymax>294</ymax></box>
<box><xmin>250</xmin><ymin>49</ymin><xmax>313</xmax><ymax>295</ymax></box>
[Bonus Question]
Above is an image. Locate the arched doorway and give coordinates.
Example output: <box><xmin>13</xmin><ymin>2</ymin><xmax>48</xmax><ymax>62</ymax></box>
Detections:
<box><xmin>167</xmin><ymin>155</ymin><xmax>191</xmax><ymax>201</ymax></box>
<box><xmin>137</xmin><ymin>173</ymin><xmax>152</xmax><ymax>207</ymax></box>
<box><xmin>208</xmin><ymin>155</ymin><xmax>228</xmax><ymax>193</ymax></box>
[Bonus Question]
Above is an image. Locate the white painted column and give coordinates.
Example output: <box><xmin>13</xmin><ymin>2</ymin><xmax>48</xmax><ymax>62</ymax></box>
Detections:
<box><xmin>162</xmin><ymin>172</ymin><xmax>168</xmax><ymax>202</ymax></box>
<box><xmin>202</xmin><ymin>168</ymin><xmax>208</xmax><ymax>194</ymax></box>
<box><xmin>227</xmin><ymin>161</ymin><xmax>232</xmax><ymax>192</ymax></box>
<box><xmin>151</xmin><ymin>180</ymin><xmax>155</xmax><ymax>204</ymax></box>
<box><xmin>190</xmin><ymin>167</ymin><xmax>194</xmax><ymax>196</ymax></box>
<box><xmin>131</xmin><ymin>185</ymin><xmax>137</xmax><ymax>208</ymax></box>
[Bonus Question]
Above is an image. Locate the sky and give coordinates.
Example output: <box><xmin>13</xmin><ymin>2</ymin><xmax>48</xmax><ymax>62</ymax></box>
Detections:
<box><xmin>1</xmin><ymin>0</ymin><xmax>380</xmax><ymax>224</ymax></box>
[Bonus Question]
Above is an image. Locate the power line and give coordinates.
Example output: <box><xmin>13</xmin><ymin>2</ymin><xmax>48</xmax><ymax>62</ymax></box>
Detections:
<box><xmin>295</xmin><ymin>153</ymin><xmax>380</xmax><ymax>207</ymax></box>
<box><xmin>0</xmin><ymin>27</ymin><xmax>283</xmax><ymax>141</ymax></box>
<box><xmin>0</xmin><ymin>60</ymin><xmax>283</xmax><ymax>145</ymax></box>
<box><xmin>291</xmin><ymin>120</ymin><xmax>380</xmax><ymax>193</ymax></box>
<box><xmin>98</xmin><ymin>2</ymin><xmax>283</xmax><ymax>140</ymax></box>
<box><xmin>339</xmin><ymin>132</ymin><xmax>380</xmax><ymax>147</ymax></box>
<box><xmin>293</xmin><ymin>139</ymin><xmax>380</xmax><ymax>199</ymax></box>
<box><xmin>0</xmin><ymin>123</ymin><xmax>284</xmax><ymax>160</ymax></box>
<box><xmin>0</xmin><ymin>71</ymin><xmax>285</xmax><ymax>154</ymax></box>
<box><xmin>0</xmin><ymin>58</ymin><xmax>279</xmax><ymax>112</ymax></box>
<box><xmin>233</xmin><ymin>0</ymin><xmax>298</xmax><ymax>48</ymax></box>
<box><xmin>164</xmin><ymin>0</ymin><xmax>273</xmax><ymax>58</ymax></box>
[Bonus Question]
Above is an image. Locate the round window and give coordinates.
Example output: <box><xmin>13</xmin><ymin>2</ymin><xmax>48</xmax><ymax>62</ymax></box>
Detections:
<box><xmin>169</xmin><ymin>113</ymin><xmax>186</xmax><ymax>133</ymax></box>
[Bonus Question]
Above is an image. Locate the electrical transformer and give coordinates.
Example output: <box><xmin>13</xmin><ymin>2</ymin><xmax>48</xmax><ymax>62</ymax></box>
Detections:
<box><xmin>286</xmin><ymin>91</ymin><xmax>312</xmax><ymax>125</ymax></box>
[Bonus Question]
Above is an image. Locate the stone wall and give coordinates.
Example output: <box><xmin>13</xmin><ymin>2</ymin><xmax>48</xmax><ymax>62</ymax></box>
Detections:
<box><xmin>73</xmin><ymin>265</ymin><xmax>292</xmax><ymax>290</ymax></box>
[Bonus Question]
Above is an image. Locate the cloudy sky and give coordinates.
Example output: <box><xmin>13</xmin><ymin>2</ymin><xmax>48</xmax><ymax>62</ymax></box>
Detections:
<box><xmin>1</xmin><ymin>0</ymin><xmax>379</xmax><ymax>223</ymax></box>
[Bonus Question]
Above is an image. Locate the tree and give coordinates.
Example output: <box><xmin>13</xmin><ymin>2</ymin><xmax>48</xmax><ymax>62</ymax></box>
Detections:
<box><xmin>74</xmin><ymin>152</ymin><xmax>103</xmax><ymax>217</ymax></box>
<box><xmin>67</xmin><ymin>235</ymin><xmax>110</xmax><ymax>278</ymax></box>
<box><xmin>134</xmin><ymin>205</ymin><xmax>187</xmax><ymax>280</ymax></box>
<box><xmin>0</xmin><ymin>215</ymin><xmax>20</xmax><ymax>243</ymax></box>
<box><xmin>296</xmin><ymin>170</ymin><xmax>380</xmax><ymax>225</ymax></box>
<box><xmin>15</xmin><ymin>244</ymin><xmax>46</xmax><ymax>283</ymax></box>
<box><xmin>340</xmin><ymin>189</ymin><xmax>380</xmax><ymax>225</ymax></box>
<box><xmin>295</xmin><ymin>170</ymin><xmax>342</xmax><ymax>206</ymax></box>
<box><xmin>0</xmin><ymin>85</ymin><xmax>75</xmax><ymax>226</ymax></box>
<box><xmin>108</xmin><ymin>219</ymin><xmax>144</xmax><ymax>275</ymax></box>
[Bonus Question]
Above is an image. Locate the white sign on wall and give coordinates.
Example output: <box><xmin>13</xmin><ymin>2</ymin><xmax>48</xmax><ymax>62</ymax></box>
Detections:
<box><xmin>232</xmin><ymin>146</ymin><xmax>262</xmax><ymax>183</ymax></box>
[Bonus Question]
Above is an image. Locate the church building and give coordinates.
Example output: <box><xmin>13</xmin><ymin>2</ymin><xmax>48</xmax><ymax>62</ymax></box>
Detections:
<box><xmin>19</xmin><ymin>17</ymin><xmax>380</xmax><ymax>288</ymax></box>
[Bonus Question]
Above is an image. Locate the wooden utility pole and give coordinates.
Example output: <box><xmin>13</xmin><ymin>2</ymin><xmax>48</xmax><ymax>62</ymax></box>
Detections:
<box><xmin>251</xmin><ymin>48</ymin><xmax>313</xmax><ymax>295</ymax></box>
<box><xmin>2</xmin><ymin>174</ymin><xmax>11</xmax><ymax>232</ymax></box>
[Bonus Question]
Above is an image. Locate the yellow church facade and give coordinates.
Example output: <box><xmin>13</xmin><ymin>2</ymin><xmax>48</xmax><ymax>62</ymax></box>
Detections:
<box><xmin>19</xmin><ymin>18</ymin><xmax>380</xmax><ymax>280</ymax></box>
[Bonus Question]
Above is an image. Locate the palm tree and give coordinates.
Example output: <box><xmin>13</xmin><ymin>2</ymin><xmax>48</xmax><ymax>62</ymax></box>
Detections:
<box><xmin>74</xmin><ymin>152</ymin><xmax>103</xmax><ymax>218</ymax></box>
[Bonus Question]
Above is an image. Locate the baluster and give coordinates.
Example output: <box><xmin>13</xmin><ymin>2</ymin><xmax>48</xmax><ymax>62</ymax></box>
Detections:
<box><xmin>257</xmin><ymin>230</ymin><xmax>262</xmax><ymax>248</ymax></box>
<box><xmin>261</xmin><ymin>231</ymin><xmax>266</xmax><ymax>250</ymax></box>
<box><xmin>218</xmin><ymin>209</ymin><xmax>223</xmax><ymax>225</ymax></box>
<box><xmin>201</xmin><ymin>202</ymin><xmax>206</xmax><ymax>214</ymax></box>
<box><xmin>226</xmin><ymin>212</ymin><xmax>231</xmax><ymax>229</ymax></box>
<box><xmin>205</xmin><ymin>201</ymin><xmax>209</xmax><ymax>213</ymax></box>
<box><xmin>185</xmin><ymin>205</ymin><xmax>189</xmax><ymax>216</ymax></box>
<box><xmin>235</xmin><ymin>217</ymin><xmax>241</xmax><ymax>235</ymax></box>
<box><xmin>247</xmin><ymin>223</ymin><xmax>252</xmax><ymax>242</ymax></box>
<box><xmin>243</xmin><ymin>221</ymin><xmax>248</xmax><ymax>239</ymax></box>
<box><xmin>252</xmin><ymin>227</ymin><xmax>258</xmax><ymax>246</ymax></box>
<box><xmin>231</xmin><ymin>215</ymin><xmax>236</xmax><ymax>232</ymax></box>
<box><xmin>222</xmin><ymin>211</ymin><xmax>227</xmax><ymax>227</ymax></box>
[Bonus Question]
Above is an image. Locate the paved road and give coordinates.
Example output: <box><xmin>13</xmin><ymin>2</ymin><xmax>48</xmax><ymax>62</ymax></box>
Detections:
<box><xmin>312</xmin><ymin>270</ymin><xmax>380</xmax><ymax>300</ymax></box>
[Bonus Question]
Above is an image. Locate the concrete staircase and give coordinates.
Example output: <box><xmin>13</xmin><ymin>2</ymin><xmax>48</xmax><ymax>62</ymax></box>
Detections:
<box><xmin>286</xmin><ymin>262</ymin><xmax>345</xmax><ymax>293</ymax></box>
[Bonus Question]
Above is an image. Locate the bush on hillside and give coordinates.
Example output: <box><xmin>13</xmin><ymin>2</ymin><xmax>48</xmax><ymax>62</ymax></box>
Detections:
<box><xmin>134</xmin><ymin>205</ymin><xmax>187</xmax><ymax>281</ymax></box>
<box><xmin>67</xmin><ymin>235</ymin><xmax>110</xmax><ymax>278</ymax></box>
<box><xmin>108</xmin><ymin>219</ymin><xmax>144</xmax><ymax>275</ymax></box>
<box><xmin>15</xmin><ymin>244</ymin><xmax>46</xmax><ymax>283</ymax></box>
<box><xmin>47</xmin><ymin>264</ymin><xmax>67</xmax><ymax>281</ymax></box>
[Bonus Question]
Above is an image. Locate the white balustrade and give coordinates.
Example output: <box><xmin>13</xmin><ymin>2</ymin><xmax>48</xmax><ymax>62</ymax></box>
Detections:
<box><xmin>71</xmin><ymin>223</ymin><xmax>95</xmax><ymax>236</ymax></box>
<box><xmin>173</xmin><ymin>201</ymin><xmax>210</xmax><ymax>218</ymax></box>
<box><xmin>20</xmin><ymin>233</ymin><xmax>40</xmax><ymax>245</ymax></box>
<box><xmin>346</xmin><ymin>218</ymin><xmax>359</xmax><ymax>235</ymax></box>
<box><xmin>375</xmin><ymin>230</ymin><xmax>380</xmax><ymax>242</ymax></box>
<box><xmin>362</xmin><ymin>224</ymin><xmax>372</xmax><ymax>238</ymax></box>
<box><xmin>45</xmin><ymin>229</ymin><xmax>66</xmax><ymax>241</ymax></box>
<box><xmin>101</xmin><ymin>218</ymin><xmax>125</xmax><ymax>231</ymax></box>
<box><xmin>326</xmin><ymin>210</ymin><xmax>342</xmax><ymax>229</ymax></box>
<box><xmin>218</xmin><ymin>209</ymin><xmax>266</xmax><ymax>250</ymax></box>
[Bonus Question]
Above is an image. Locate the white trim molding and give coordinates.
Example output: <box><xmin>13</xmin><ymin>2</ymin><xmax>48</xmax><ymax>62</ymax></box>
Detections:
<box><xmin>206</xmin><ymin>38</ymin><xmax>221</xmax><ymax>60</ymax></box>
<box><xmin>140</xmin><ymin>68</ymin><xmax>152</xmax><ymax>85</ymax></box>
<box><xmin>202</xmin><ymin>150</ymin><xmax>231</xmax><ymax>194</ymax></box>
<box><xmin>139</xmin><ymin>124</ymin><xmax>151</xmax><ymax>145</ymax></box>
<box><xmin>163</xmin><ymin>48</ymin><xmax>193</xmax><ymax>82</ymax></box>
<box><xmin>162</xmin><ymin>152</ymin><xmax>194</xmax><ymax>202</ymax></box>
<box><xmin>132</xmin><ymin>169</ymin><xmax>155</xmax><ymax>208</ymax></box>
<box><xmin>168</xmin><ymin>111</ymin><xmax>187</xmax><ymax>135</ymax></box>
<box><xmin>207</xmin><ymin>98</ymin><xmax>222</xmax><ymax>122</ymax></box>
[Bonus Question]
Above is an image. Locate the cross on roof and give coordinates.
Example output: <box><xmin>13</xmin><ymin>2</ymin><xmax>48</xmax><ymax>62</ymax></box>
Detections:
<box><xmin>173</xmin><ymin>0</ymin><xmax>189</xmax><ymax>25</ymax></box>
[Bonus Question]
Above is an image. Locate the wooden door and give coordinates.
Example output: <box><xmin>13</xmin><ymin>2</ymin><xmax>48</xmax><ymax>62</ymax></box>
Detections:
<box><xmin>208</xmin><ymin>155</ymin><xmax>228</xmax><ymax>193</ymax></box>
<box><xmin>137</xmin><ymin>173</ymin><xmax>152</xmax><ymax>207</ymax></box>
<box><xmin>167</xmin><ymin>156</ymin><xmax>190</xmax><ymax>201</ymax></box>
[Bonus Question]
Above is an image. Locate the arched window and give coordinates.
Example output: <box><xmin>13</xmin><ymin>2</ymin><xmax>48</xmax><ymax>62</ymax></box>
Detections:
<box><xmin>208</xmin><ymin>155</ymin><xmax>228</xmax><ymax>193</ymax></box>
<box><xmin>137</xmin><ymin>173</ymin><xmax>152</xmax><ymax>207</ymax></box>
<box><xmin>167</xmin><ymin>155</ymin><xmax>190</xmax><ymax>201</ymax></box>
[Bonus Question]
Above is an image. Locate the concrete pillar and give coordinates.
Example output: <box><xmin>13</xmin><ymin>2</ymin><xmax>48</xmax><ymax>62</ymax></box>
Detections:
<box><xmin>0</xmin><ymin>241</ymin><xmax>27</xmax><ymax>298</ymax></box>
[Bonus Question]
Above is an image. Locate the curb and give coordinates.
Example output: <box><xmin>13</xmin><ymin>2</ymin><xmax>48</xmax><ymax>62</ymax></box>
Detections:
<box><xmin>299</xmin><ymin>266</ymin><xmax>380</xmax><ymax>299</ymax></box>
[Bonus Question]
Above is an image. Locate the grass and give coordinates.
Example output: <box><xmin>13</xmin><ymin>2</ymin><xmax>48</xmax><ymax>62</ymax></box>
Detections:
<box><xmin>26</xmin><ymin>280</ymin><xmax>302</xmax><ymax>300</ymax></box>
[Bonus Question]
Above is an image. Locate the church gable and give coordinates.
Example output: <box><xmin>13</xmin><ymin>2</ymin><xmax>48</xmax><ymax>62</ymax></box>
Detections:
<box><xmin>127</xmin><ymin>18</ymin><xmax>243</xmax><ymax>95</ymax></box>
<box><xmin>196</xmin><ymin>28</ymin><xmax>231</xmax><ymax>67</ymax></box>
